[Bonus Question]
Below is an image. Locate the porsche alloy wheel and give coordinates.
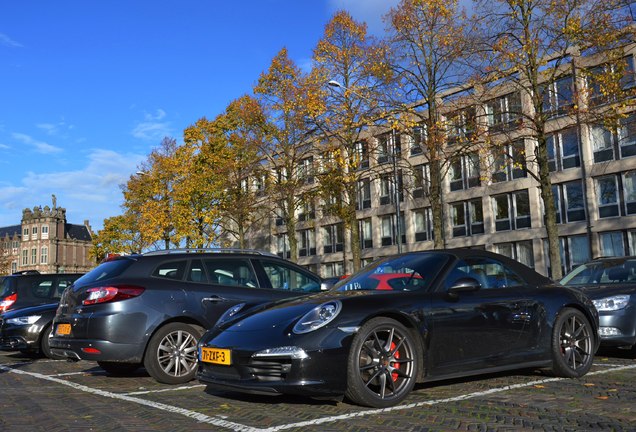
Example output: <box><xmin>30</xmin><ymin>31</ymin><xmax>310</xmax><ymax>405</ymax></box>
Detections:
<box><xmin>346</xmin><ymin>317</ymin><xmax>417</xmax><ymax>408</ymax></box>
<box><xmin>144</xmin><ymin>322</ymin><xmax>203</xmax><ymax>384</ymax></box>
<box><xmin>551</xmin><ymin>308</ymin><xmax>595</xmax><ymax>378</ymax></box>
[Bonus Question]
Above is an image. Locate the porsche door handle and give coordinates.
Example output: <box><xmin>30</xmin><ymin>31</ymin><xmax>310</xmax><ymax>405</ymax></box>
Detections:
<box><xmin>202</xmin><ymin>296</ymin><xmax>227</xmax><ymax>303</ymax></box>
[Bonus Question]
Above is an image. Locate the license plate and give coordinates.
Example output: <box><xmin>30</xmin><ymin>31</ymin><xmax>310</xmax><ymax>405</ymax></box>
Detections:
<box><xmin>56</xmin><ymin>323</ymin><xmax>71</xmax><ymax>335</ymax></box>
<box><xmin>200</xmin><ymin>347</ymin><xmax>231</xmax><ymax>365</ymax></box>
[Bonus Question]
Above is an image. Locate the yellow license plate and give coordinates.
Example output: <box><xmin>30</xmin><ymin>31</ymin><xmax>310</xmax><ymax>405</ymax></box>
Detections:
<box><xmin>200</xmin><ymin>347</ymin><xmax>231</xmax><ymax>365</ymax></box>
<box><xmin>56</xmin><ymin>323</ymin><xmax>71</xmax><ymax>335</ymax></box>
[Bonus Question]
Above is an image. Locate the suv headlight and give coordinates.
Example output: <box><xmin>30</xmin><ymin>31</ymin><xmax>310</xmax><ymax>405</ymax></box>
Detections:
<box><xmin>293</xmin><ymin>301</ymin><xmax>342</xmax><ymax>334</ymax></box>
<box><xmin>7</xmin><ymin>315</ymin><xmax>41</xmax><ymax>325</ymax></box>
<box><xmin>592</xmin><ymin>295</ymin><xmax>630</xmax><ymax>311</ymax></box>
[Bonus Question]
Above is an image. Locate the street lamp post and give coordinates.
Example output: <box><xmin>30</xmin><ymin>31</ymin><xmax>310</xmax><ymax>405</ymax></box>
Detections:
<box><xmin>327</xmin><ymin>80</ymin><xmax>403</xmax><ymax>253</ymax></box>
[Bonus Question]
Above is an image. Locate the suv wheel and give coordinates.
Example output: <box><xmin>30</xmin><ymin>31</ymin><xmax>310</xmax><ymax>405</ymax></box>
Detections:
<box><xmin>144</xmin><ymin>322</ymin><xmax>203</xmax><ymax>384</ymax></box>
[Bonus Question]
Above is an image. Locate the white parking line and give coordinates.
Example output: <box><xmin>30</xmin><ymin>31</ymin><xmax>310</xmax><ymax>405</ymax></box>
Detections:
<box><xmin>125</xmin><ymin>384</ymin><xmax>206</xmax><ymax>395</ymax></box>
<box><xmin>1</xmin><ymin>362</ymin><xmax>635</xmax><ymax>432</ymax></box>
<box><xmin>0</xmin><ymin>364</ymin><xmax>254</xmax><ymax>432</ymax></box>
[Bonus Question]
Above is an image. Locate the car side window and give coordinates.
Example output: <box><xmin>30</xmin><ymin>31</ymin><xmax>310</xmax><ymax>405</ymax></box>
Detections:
<box><xmin>187</xmin><ymin>259</ymin><xmax>207</xmax><ymax>283</ymax></box>
<box><xmin>31</xmin><ymin>279</ymin><xmax>55</xmax><ymax>298</ymax></box>
<box><xmin>152</xmin><ymin>260</ymin><xmax>187</xmax><ymax>280</ymax></box>
<box><xmin>204</xmin><ymin>259</ymin><xmax>257</xmax><ymax>288</ymax></box>
<box><xmin>262</xmin><ymin>261</ymin><xmax>320</xmax><ymax>292</ymax></box>
<box><xmin>54</xmin><ymin>278</ymin><xmax>76</xmax><ymax>299</ymax></box>
<box><xmin>446</xmin><ymin>258</ymin><xmax>526</xmax><ymax>289</ymax></box>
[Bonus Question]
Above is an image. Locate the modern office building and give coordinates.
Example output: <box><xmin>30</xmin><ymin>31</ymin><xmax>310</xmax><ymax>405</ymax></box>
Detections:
<box><xmin>240</xmin><ymin>45</ymin><xmax>636</xmax><ymax>278</ymax></box>
<box><xmin>0</xmin><ymin>198</ymin><xmax>95</xmax><ymax>275</ymax></box>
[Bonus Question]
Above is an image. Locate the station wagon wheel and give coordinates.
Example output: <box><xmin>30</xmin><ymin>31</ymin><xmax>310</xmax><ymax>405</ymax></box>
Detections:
<box><xmin>551</xmin><ymin>308</ymin><xmax>595</xmax><ymax>378</ymax></box>
<box><xmin>144</xmin><ymin>322</ymin><xmax>203</xmax><ymax>385</ymax></box>
<box><xmin>345</xmin><ymin>317</ymin><xmax>417</xmax><ymax>408</ymax></box>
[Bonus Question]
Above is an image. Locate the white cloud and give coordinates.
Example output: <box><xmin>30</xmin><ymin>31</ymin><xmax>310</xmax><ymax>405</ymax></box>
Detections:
<box><xmin>11</xmin><ymin>132</ymin><xmax>63</xmax><ymax>154</ymax></box>
<box><xmin>0</xmin><ymin>148</ymin><xmax>146</xmax><ymax>230</ymax></box>
<box><xmin>0</xmin><ymin>33</ymin><xmax>23</xmax><ymax>48</ymax></box>
<box><xmin>36</xmin><ymin>121</ymin><xmax>73</xmax><ymax>136</ymax></box>
<box><xmin>132</xmin><ymin>109</ymin><xmax>172</xmax><ymax>141</ymax></box>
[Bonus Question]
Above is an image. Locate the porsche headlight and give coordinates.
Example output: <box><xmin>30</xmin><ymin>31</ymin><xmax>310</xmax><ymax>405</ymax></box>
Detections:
<box><xmin>7</xmin><ymin>315</ymin><xmax>41</xmax><ymax>325</ymax></box>
<box><xmin>215</xmin><ymin>303</ymin><xmax>246</xmax><ymax>327</ymax></box>
<box><xmin>592</xmin><ymin>295</ymin><xmax>630</xmax><ymax>311</ymax></box>
<box><xmin>293</xmin><ymin>301</ymin><xmax>342</xmax><ymax>334</ymax></box>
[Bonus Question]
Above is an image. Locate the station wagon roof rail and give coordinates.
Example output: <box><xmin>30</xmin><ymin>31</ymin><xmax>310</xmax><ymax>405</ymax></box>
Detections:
<box><xmin>142</xmin><ymin>248</ymin><xmax>278</xmax><ymax>257</ymax></box>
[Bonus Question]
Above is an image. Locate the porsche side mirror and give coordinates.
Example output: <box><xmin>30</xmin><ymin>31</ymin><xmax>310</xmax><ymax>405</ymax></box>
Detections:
<box><xmin>448</xmin><ymin>277</ymin><xmax>481</xmax><ymax>294</ymax></box>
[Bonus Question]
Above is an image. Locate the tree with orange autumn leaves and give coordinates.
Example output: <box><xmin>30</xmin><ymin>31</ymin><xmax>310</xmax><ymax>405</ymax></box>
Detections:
<box><xmin>183</xmin><ymin>95</ymin><xmax>268</xmax><ymax>249</ymax></box>
<box><xmin>473</xmin><ymin>0</ymin><xmax>633</xmax><ymax>278</ymax></box>
<box><xmin>254</xmin><ymin>48</ymin><xmax>321</xmax><ymax>262</ymax></box>
<box><xmin>387</xmin><ymin>0</ymin><xmax>476</xmax><ymax>249</ymax></box>
<box><xmin>309</xmin><ymin>11</ymin><xmax>394</xmax><ymax>273</ymax></box>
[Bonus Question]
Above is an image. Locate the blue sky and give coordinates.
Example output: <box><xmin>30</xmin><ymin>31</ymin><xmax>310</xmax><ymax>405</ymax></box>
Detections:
<box><xmin>0</xmin><ymin>0</ymin><xmax>399</xmax><ymax>231</ymax></box>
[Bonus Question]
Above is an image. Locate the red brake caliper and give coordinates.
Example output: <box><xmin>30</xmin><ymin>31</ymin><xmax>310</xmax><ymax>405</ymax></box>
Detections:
<box><xmin>390</xmin><ymin>341</ymin><xmax>400</xmax><ymax>381</ymax></box>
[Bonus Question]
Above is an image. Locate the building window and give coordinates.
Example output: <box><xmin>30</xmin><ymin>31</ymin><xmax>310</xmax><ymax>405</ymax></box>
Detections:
<box><xmin>596</xmin><ymin>175</ymin><xmax>620</xmax><ymax>218</ymax></box>
<box><xmin>449</xmin><ymin>153</ymin><xmax>480</xmax><ymax>191</ymax></box>
<box><xmin>31</xmin><ymin>226</ymin><xmax>38</xmax><ymax>240</ymax></box>
<box><xmin>446</xmin><ymin>106</ymin><xmax>476</xmax><ymax>145</ymax></box>
<box><xmin>40</xmin><ymin>246</ymin><xmax>48</xmax><ymax>264</ymax></box>
<box><xmin>545</xmin><ymin>235</ymin><xmax>590</xmax><ymax>278</ymax></box>
<box><xmin>618</xmin><ymin>113</ymin><xmax>636</xmax><ymax>158</ymax></box>
<box><xmin>485</xmin><ymin>91</ymin><xmax>522</xmax><ymax>133</ymax></box>
<box><xmin>323</xmin><ymin>262</ymin><xmax>344</xmax><ymax>278</ymax></box>
<box><xmin>380</xmin><ymin>215</ymin><xmax>395</xmax><ymax>246</ymax></box>
<box><xmin>496</xmin><ymin>241</ymin><xmax>534</xmax><ymax>268</ymax></box>
<box><xmin>323</xmin><ymin>224</ymin><xmax>344</xmax><ymax>254</ymax></box>
<box><xmin>377</xmin><ymin>133</ymin><xmax>391</xmax><ymax>164</ymax></box>
<box><xmin>356</xmin><ymin>178</ymin><xmax>372</xmax><ymax>210</ymax></box>
<box><xmin>492</xmin><ymin>140</ymin><xmax>527</xmax><ymax>183</ymax></box>
<box><xmin>552</xmin><ymin>180</ymin><xmax>586</xmax><ymax>223</ymax></box>
<box><xmin>493</xmin><ymin>190</ymin><xmax>531</xmax><ymax>231</ymax></box>
<box><xmin>298</xmin><ymin>157</ymin><xmax>314</xmax><ymax>184</ymax></box>
<box><xmin>31</xmin><ymin>248</ymin><xmax>37</xmax><ymax>265</ymax></box>
<box><xmin>354</xmin><ymin>141</ymin><xmax>370</xmax><ymax>169</ymax></box>
<box><xmin>23</xmin><ymin>228</ymin><xmax>29</xmax><ymax>237</ymax></box>
<box><xmin>41</xmin><ymin>225</ymin><xmax>49</xmax><ymax>239</ymax></box>
<box><xmin>413</xmin><ymin>208</ymin><xmax>433</xmax><ymax>242</ymax></box>
<box><xmin>298</xmin><ymin>201</ymin><xmax>315</xmax><ymax>222</ymax></box>
<box><xmin>542</xmin><ymin>75</ymin><xmax>574</xmax><ymax>117</ymax></box>
<box><xmin>276</xmin><ymin>234</ymin><xmax>290</xmax><ymax>259</ymax></box>
<box><xmin>450</xmin><ymin>199</ymin><xmax>484</xmax><ymax>237</ymax></box>
<box><xmin>413</xmin><ymin>163</ymin><xmax>430</xmax><ymax>198</ymax></box>
<box><xmin>547</xmin><ymin>127</ymin><xmax>580</xmax><ymax>171</ymax></box>
<box><xmin>600</xmin><ymin>231</ymin><xmax>625</xmax><ymax>257</ymax></box>
<box><xmin>590</xmin><ymin>124</ymin><xmax>616</xmax><ymax>162</ymax></box>
<box><xmin>298</xmin><ymin>229</ymin><xmax>316</xmax><ymax>257</ymax></box>
<box><xmin>359</xmin><ymin>218</ymin><xmax>373</xmax><ymax>249</ymax></box>
<box><xmin>587</xmin><ymin>55</ymin><xmax>635</xmax><ymax>106</ymax></box>
<box><xmin>410</xmin><ymin>124</ymin><xmax>426</xmax><ymax>156</ymax></box>
<box><xmin>379</xmin><ymin>172</ymin><xmax>403</xmax><ymax>206</ymax></box>
<box><xmin>22</xmin><ymin>249</ymin><xmax>28</xmax><ymax>265</ymax></box>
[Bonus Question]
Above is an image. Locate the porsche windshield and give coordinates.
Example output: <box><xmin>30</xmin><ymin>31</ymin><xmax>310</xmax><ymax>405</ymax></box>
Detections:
<box><xmin>336</xmin><ymin>253</ymin><xmax>449</xmax><ymax>292</ymax></box>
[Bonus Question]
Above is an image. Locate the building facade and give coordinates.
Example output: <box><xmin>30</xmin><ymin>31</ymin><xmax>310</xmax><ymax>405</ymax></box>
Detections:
<box><xmin>242</xmin><ymin>46</ymin><xmax>636</xmax><ymax>279</ymax></box>
<box><xmin>0</xmin><ymin>200</ymin><xmax>95</xmax><ymax>275</ymax></box>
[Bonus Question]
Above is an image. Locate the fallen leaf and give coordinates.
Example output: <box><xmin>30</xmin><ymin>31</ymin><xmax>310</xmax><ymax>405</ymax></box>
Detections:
<box><xmin>584</xmin><ymin>383</ymin><xmax>595</xmax><ymax>387</ymax></box>
<box><xmin>595</xmin><ymin>396</ymin><xmax>609</xmax><ymax>400</ymax></box>
<box><xmin>534</xmin><ymin>385</ymin><xmax>545</xmax><ymax>389</ymax></box>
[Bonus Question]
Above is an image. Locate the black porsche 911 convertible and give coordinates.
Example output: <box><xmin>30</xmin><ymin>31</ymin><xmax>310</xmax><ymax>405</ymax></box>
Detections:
<box><xmin>197</xmin><ymin>249</ymin><xmax>599</xmax><ymax>408</ymax></box>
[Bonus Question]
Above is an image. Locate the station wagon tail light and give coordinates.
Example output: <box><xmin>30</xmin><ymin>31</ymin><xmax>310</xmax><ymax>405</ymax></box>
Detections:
<box><xmin>82</xmin><ymin>285</ymin><xmax>145</xmax><ymax>305</ymax></box>
<box><xmin>0</xmin><ymin>293</ymin><xmax>17</xmax><ymax>312</ymax></box>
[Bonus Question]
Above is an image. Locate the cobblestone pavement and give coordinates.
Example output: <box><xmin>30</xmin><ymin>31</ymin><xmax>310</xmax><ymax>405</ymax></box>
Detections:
<box><xmin>0</xmin><ymin>349</ymin><xmax>634</xmax><ymax>431</ymax></box>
